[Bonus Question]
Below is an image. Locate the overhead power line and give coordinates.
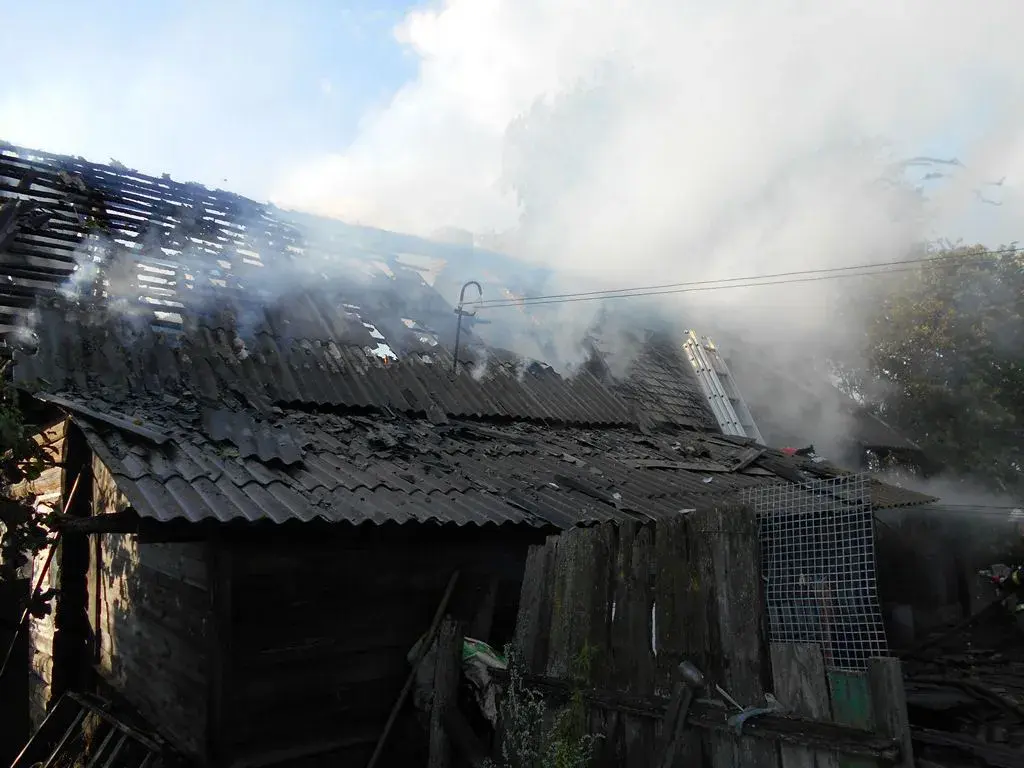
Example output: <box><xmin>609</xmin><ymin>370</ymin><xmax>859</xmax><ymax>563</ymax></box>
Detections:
<box><xmin>473</xmin><ymin>245</ymin><xmax>1021</xmax><ymax>310</ymax></box>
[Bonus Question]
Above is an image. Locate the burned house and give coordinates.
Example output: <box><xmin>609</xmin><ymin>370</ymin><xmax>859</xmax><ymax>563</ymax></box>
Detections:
<box><xmin>0</xmin><ymin>143</ymin><xmax>939</xmax><ymax>766</ymax></box>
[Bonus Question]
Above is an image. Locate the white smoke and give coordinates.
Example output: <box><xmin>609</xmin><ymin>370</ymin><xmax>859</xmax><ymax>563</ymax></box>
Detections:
<box><xmin>266</xmin><ymin>1</ymin><xmax>1024</xmax><ymax>366</ymax></box>
<box><xmin>7</xmin><ymin>1</ymin><xmax>1024</xmax><ymax>455</ymax></box>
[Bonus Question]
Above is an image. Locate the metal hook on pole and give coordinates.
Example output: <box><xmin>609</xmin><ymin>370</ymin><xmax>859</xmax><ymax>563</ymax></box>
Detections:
<box><xmin>452</xmin><ymin>280</ymin><xmax>483</xmax><ymax>374</ymax></box>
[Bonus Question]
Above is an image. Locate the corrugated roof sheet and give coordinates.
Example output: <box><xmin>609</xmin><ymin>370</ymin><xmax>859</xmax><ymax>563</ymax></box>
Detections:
<box><xmin>67</xmin><ymin>398</ymin><xmax>936</xmax><ymax>527</ymax></box>
<box><xmin>2</xmin><ymin>142</ymin><xmax>721</xmax><ymax>435</ymax></box>
<box><xmin>14</xmin><ymin>297</ymin><xmax>690</xmax><ymax>428</ymax></box>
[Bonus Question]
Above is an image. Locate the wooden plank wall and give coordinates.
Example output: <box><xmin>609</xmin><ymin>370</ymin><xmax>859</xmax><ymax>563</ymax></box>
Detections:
<box><xmin>88</xmin><ymin>457</ymin><xmax>211</xmax><ymax>760</ymax></box>
<box><xmin>514</xmin><ymin>505</ymin><xmax>778</xmax><ymax>768</ymax></box>
<box><xmin>221</xmin><ymin>530</ymin><xmax>534</xmax><ymax>768</ymax></box>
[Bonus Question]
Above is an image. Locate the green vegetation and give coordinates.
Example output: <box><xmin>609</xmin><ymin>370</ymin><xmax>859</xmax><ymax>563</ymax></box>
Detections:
<box><xmin>0</xmin><ymin>375</ymin><xmax>58</xmax><ymax>616</ymax></box>
<box><xmin>487</xmin><ymin>645</ymin><xmax>602</xmax><ymax>768</ymax></box>
<box><xmin>839</xmin><ymin>243</ymin><xmax>1024</xmax><ymax>491</ymax></box>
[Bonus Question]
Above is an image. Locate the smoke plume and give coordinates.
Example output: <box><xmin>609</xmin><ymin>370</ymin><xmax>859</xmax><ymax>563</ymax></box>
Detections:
<box><xmin>8</xmin><ymin>1</ymin><xmax>1024</xmax><ymax>461</ymax></box>
<box><xmin>271</xmin><ymin>2</ymin><xmax>1024</xmax><ymax>370</ymax></box>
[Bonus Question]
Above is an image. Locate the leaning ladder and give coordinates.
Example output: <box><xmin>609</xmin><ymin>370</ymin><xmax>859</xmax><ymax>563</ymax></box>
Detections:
<box><xmin>682</xmin><ymin>330</ymin><xmax>765</xmax><ymax>444</ymax></box>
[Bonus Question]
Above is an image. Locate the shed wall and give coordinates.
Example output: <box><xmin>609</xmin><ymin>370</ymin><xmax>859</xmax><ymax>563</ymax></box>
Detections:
<box><xmin>220</xmin><ymin>528</ymin><xmax>535</xmax><ymax>767</ymax></box>
<box><xmin>88</xmin><ymin>458</ymin><xmax>212</xmax><ymax>760</ymax></box>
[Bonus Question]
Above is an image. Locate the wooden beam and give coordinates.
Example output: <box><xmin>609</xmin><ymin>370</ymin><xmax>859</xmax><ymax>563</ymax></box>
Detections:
<box><xmin>731</xmin><ymin>448</ymin><xmax>767</xmax><ymax>473</ymax></box>
<box><xmin>55</xmin><ymin>512</ymin><xmax>211</xmax><ymax>540</ymax></box>
<box><xmin>428</xmin><ymin>616</ymin><xmax>463</xmax><ymax>768</ymax></box>
<box><xmin>468</xmin><ymin>577</ymin><xmax>498</xmax><ymax>642</ymax></box>
<box><xmin>55</xmin><ymin>511</ymin><xmax>140</xmax><ymax>534</ymax></box>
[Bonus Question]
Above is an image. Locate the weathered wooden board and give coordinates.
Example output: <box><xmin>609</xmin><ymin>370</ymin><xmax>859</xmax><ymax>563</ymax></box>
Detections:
<box><xmin>772</xmin><ymin>643</ymin><xmax>839</xmax><ymax>768</ymax></box>
<box><xmin>225</xmin><ymin>532</ymin><xmax>531</xmax><ymax>767</ymax></box>
<box><xmin>828</xmin><ymin>671</ymin><xmax>875</xmax><ymax>768</ymax></box>
<box><xmin>513</xmin><ymin>506</ymin><xmax>780</xmax><ymax>768</ymax></box>
<box><xmin>689</xmin><ymin>507</ymin><xmax>777</xmax><ymax>768</ymax></box>
<box><xmin>866</xmin><ymin>658</ymin><xmax>914</xmax><ymax>768</ymax></box>
<box><xmin>90</xmin><ymin>532</ymin><xmax>210</xmax><ymax>759</ymax></box>
<box><xmin>428</xmin><ymin>617</ymin><xmax>463</xmax><ymax>768</ymax></box>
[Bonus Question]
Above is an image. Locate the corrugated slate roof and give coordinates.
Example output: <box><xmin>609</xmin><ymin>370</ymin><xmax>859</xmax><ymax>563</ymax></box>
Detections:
<box><xmin>14</xmin><ymin>298</ymin><xmax>643</xmax><ymax>427</ymax></box>
<box><xmin>3</xmin><ymin>142</ymin><xmax>938</xmax><ymax>529</ymax></box>
<box><xmin>67</xmin><ymin>399</ymin><xmax>936</xmax><ymax>527</ymax></box>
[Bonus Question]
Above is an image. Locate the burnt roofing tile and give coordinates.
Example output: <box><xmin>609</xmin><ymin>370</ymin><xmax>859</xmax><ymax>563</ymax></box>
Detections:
<box><xmin>201</xmin><ymin>408</ymin><xmax>306</xmax><ymax>466</ymax></box>
<box><xmin>63</xmin><ymin>392</ymin><xmax>938</xmax><ymax>527</ymax></box>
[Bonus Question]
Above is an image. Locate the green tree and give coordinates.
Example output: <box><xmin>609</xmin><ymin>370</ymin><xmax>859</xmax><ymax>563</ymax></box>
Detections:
<box><xmin>846</xmin><ymin>244</ymin><xmax>1024</xmax><ymax>491</ymax></box>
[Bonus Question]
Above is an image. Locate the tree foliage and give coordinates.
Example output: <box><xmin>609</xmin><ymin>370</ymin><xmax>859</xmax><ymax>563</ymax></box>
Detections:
<box><xmin>847</xmin><ymin>244</ymin><xmax>1024</xmax><ymax>492</ymax></box>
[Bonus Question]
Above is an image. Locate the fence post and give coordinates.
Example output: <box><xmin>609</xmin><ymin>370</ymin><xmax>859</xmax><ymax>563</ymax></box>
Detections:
<box><xmin>688</xmin><ymin>505</ymin><xmax>778</xmax><ymax>768</ymax></box>
<box><xmin>866</xmin><ymin>658</ymin><xmax>914</xmax><ymax>768</ymax></box>
<box><xmin>827</xmin><ymin>671</ymin><xmax>875</xmax><ymax>768</ymax></box>
<box><xmin>428</xmin><ymin>617</ymin><xmax>463</xmax><ymax>768</ymax></box>
<box><xmin>770</xmin><ymin>643</ymin><xmax>839</xmax><ymax>768</ymax></box>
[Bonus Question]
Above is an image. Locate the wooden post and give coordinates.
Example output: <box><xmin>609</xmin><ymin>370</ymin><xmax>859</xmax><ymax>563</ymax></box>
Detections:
<box><xmin>469</xmin><ymin>576</ymin><xmax>499</xmax><ymax>642</ymax></box>
<box><xmin>771</xmin><ymin>643</ymin><xmax>839</xmax><ymax>768</ymax></box>
<box><xmin>513</xmin><ymin>541</ymin><xmax>555</xmax><ymax>672</ymax></box>
<box><xmin>428</xmin><ymin>616</ymin><xmax>463</xmax><ymax>768</ymax></box>
<box><xmin>207</xmin><ymin>539</ymin><xmax>233</xmax><ymax>767</ymax></box>
<box><xmin>687</xmin><ymin>506</ymin><xmax>778</xmax><ymax>768</ymax></box>
<box><xmin>866</xmin><ymin>658</ymin><xmax>914</xmax><ymax>768</ymax></box>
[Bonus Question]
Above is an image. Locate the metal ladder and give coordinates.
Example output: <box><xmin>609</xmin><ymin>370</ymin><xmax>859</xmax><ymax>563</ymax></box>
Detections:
<box><xmin>682</xmin><ymin>330</ymin><xmax>765</xmax><ymax>444</ymax></box>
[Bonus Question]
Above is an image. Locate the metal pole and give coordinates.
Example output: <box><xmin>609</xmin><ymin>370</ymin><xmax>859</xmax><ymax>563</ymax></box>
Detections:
<box><xmin>451</xmin><ymin>280</ymin><xmax>482</xmax><ymax>374</ymax></box>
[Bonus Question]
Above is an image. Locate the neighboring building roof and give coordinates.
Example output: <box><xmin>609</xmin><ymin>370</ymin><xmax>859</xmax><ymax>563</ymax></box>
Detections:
<box><xmin>1</xmin><ymin>141</ymin><xmax>716</xmax><ymax>432</ymax></box>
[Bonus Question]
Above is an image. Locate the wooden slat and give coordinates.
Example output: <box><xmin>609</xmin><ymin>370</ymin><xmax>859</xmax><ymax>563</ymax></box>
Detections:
<box><xmin>513</xmin><ymin>540</ymin><xmax>554</xmax><ymax>671</ymax></box>
<box><xmin>428</xmin><ymin>617</ymin><xmax>462</xmax><ymax>768</ymax></box>
<box><xmin>512</xmin><ymin>508</ymin><xmax>785</xmax><ymax>767</ymax></box>
<box><xmin>866</xmin><ymin>658</ymin><xmax>913</xmax><ymax>768</ymax></box>
<box><xmin>772</xmin><ymin>643</ymin><xmax>839</xmax><ymax>768</ymax></box>
<box><xmin>828</xmin><ymin>671</ymin><xmax>875</xmax><ymax>768</ymax></box>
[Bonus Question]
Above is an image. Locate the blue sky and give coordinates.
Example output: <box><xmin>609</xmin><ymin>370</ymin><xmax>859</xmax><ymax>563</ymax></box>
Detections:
<box><xmin>1</xmin><ymin>1</ymin><xmax>419</xmax><ymax>198</ymax></box>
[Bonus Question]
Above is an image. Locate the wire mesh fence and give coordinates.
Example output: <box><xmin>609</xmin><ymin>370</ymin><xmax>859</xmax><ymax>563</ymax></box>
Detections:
<box><xmin>740</xmin><ymin>473</ymin><xmax>889</xmax><ymax>672</ymax></box>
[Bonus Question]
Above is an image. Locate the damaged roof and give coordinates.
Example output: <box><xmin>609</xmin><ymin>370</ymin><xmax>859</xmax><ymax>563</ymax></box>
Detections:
<box><xmin>15</xmin><ymin>295</ymin><xmax>645</xmax><ymax>428</ymax></box>
<box><xmin>2</xmin><ymin>142</ymin><xmax>936</xmax><ymax>527</ymax></box>
<box><xmin>2</xmin><ymin>141</ymin><xmax>717</xmax><ymax>432</ymax></box>
<box><xmin>67</xmin><ymin>396</ymin><xmax>935</xmax><ymax>527</ymax></box>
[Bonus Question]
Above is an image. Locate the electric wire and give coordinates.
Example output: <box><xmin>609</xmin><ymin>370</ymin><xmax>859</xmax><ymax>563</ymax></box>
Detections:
<box><xmin>471</xmin><ymin>245</ymin><xmax>1022</xmax><ymax>310</ymax></box>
